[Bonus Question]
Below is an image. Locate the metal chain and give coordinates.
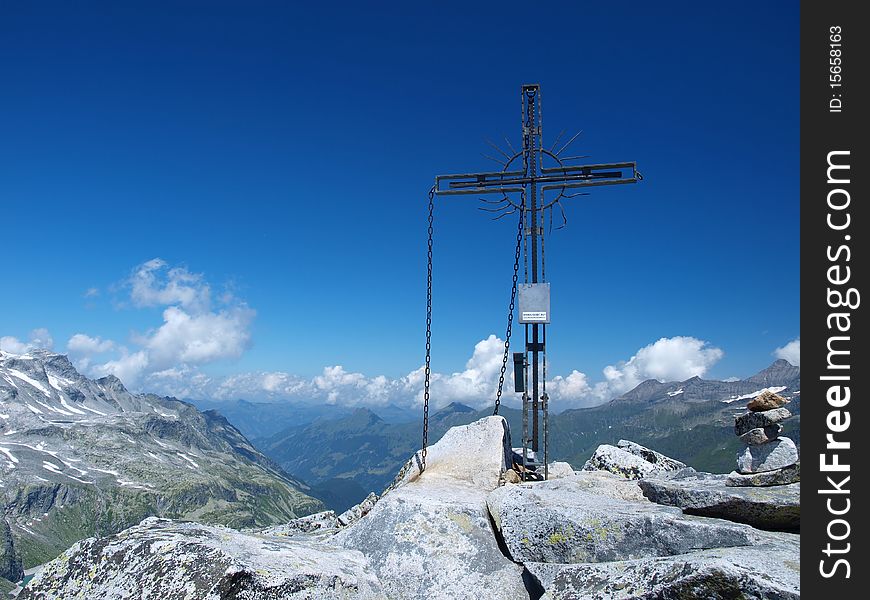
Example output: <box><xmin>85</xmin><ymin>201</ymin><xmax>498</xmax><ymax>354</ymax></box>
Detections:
<box><xmin>421</xmin><ymin>186</ymin><xmax>435</xmax><ymax>472</ymax></box>
<box><xmin>493</xmin><ymin>204</ymin><xmax>525</xmax><ymax>416</ymax></box>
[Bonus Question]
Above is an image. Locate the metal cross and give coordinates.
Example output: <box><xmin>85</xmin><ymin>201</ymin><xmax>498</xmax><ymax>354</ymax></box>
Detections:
<box><xmin>434</xmin><ymin>84</ymin><xmax>641</xmax><ymax>479</ymax></box>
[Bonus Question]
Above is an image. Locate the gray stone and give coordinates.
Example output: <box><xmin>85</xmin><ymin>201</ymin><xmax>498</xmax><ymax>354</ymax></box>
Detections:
<box><xmin>616</xmin><ymin>439</ymin><xmax>686</xmax><ymax>471</ymax></box>
<box><xmin>737</xmin><ymin>437</ymin><xmax>798</xmax><ymax>473</ymax></box>
<box><xmin>487</xmin><ymin>478</ymin><xmax>762</xmax><ymax>565</ymax></box>
<box><xmin>582</xmin><ymin>444</ymin><xmax>667</xmax><ymax>480</ymax></box>
<box><xmin>336</xmin><ymin>416</ymin><xmax>528</xmax><ymax>600</ymax></box>
<box><xmin>727</xmin><ymin>462</ymin><xmax>800</xmax><ymax>487</ymax></box>
<box><xmin>638</xmin><ymin>471</ymin><xmax>800</xmax><ymax>532</ymax></box>
<box><xmin>739</xmin><ymin>424</ymin><xmax>782</xmax><ymax>445</ymax></box>
<box><xmin>20</xmin><ymin>517</ymin><xmax>384</xmax><ymax>600</ymax></box>
<box><xmin>735</xmin><ymin>408</ymin><xmax>791</xmax><ymax>436</ymax></box>
<box><xmin>529</xmin><ymin>534</ymin><xmax>800</xmax><ymax>599</ymax></box>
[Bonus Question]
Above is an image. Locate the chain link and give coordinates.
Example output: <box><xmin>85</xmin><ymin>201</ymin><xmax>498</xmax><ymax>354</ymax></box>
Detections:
<box><xmin>493</xmin><ymin>203</ymin><xmax>524</xmax><ymax>416</ymax></box>
<box><xmin>421</xmin><ymin>186</ymin><xmax>435</xmax><ymax>471</ymax></box>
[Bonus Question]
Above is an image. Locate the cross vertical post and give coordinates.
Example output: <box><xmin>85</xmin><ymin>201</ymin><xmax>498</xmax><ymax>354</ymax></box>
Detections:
<box><xmin>433</xmin><ymin>84</ymin><xmax>641</xmax><ymax>479</ymax></box>
<box><xmin>523</xmin><ymin>85</ymin><xmax>542</xmax><ymax>460</ymax></box>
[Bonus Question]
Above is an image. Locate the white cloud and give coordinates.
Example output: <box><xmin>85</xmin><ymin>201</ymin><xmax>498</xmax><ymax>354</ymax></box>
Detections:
<box><xmin>774</xmin><ymin>338</ymin><xmax>800</xmax><ymax>366</ymax></box>
<box><xmin>129</xmin><ymin>258</ymin><xmax>210</xmax><ymax>312</ymax></box>
<box><xmin>66</xmin><ymin>334</ymin><xmax>115</xmax><ymax>371</ymax></box>
<box><xmin>84</xmin><ymin>287</ymin><xmax>100</xmax><ymax>298</ymax></box>
<box><xmin>600</xmin><ymin>336</ymin><xmax>724</xmax><ymax>396</ymax></box>
<box><xmin>68</xmin><ymin>334</ymin><xmax>114</xmax><ymax>355</ymax></box>
<box><xmin>92</xmin><ymin>350</ymin><xmax>149</xmax><ymax>385</ymax></box>
<box><xmin>548</xmin><ymin>370</ymin><xmax>593</xmax><ymax>400</ymax></box>
<box><xmin>71</xmin><ymin>258</ymin><xmax>254</xmax><ymax>389</ymax></box>
<box><xmin>0</xmin><ymin>328</ymin><xmax>54</xmax><ymax>354</ymax></box>
<box><xmin>144</xmin><ymin>305</ymin><xmax>254</xmax><ymax>368</ymax></box>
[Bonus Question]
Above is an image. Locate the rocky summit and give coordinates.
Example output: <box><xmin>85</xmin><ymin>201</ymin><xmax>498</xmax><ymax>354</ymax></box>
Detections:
<box><xmin>0</xmin><ymin>350</ymin><xmax>322</xmax><ymax>583</ymax></box>
<box><xmin>22</xmin><ymin>417</ymin><xmax>800</xmax><ymax>599</ymax></box>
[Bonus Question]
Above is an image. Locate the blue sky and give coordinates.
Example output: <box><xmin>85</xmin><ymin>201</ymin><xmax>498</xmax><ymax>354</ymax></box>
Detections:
<box><xmin>0</xmin><ymin>2</ymin><xmax>799</xmax><ymax>409</ymax></box>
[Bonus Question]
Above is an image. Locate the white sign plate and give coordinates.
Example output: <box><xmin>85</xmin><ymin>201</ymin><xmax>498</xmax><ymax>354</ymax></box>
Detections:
<box><xmin>521</xmin><ymin>311</ymin><xmax>548</xmax><ymax>322</ymax></box>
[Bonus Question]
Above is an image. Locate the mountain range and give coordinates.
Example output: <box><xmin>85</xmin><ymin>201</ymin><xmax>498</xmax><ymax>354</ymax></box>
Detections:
<box><xmin>253</xmin><ymin>360</ymin><xmax>800</xmax><ymax>511</ymax></box>
<box><xmin>0</xmin><ymin>350</ymin><xmax>322</xmax><ymax>587</ymax></box>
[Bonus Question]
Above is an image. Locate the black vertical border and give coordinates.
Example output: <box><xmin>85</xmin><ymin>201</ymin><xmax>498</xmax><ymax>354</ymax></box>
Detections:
<box><xmin>801</xmin><ymin>0</ymin><xmax>868</xmax><ymax>596</ymax></box>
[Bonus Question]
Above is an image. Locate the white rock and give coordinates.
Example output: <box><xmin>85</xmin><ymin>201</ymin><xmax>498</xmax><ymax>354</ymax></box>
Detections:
<box><xmin>616</xmin><ymin>439</ymin><xmax>686</xmax><ymax>470</ymax></box>
<box><xmin>336</xmin><ymin>416</ymin><xmax>527</xmax><ymax>600</ymax></box>
<box><xmin>582</xmin><ymin>444</ymin><xmax>666</xmax><ymax>479</ymax></box>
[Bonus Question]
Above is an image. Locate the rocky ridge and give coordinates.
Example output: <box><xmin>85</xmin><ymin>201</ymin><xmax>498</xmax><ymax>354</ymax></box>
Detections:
<box><xmin>0</xmin><ymin>350</ymin><xmax>322</xmax><ymax>583</ymax></box>
<box><xmin>22</xmin><ymin>416</ymin><xmax>800</xmax><ymax>599</ymax></box>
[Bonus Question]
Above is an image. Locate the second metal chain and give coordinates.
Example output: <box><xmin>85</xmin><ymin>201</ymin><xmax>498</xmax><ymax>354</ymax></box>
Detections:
<box><xmin>493</xmin><ymin>200</ymin><xmax>524</xmax><ymax>416</ymax></box>
<box><xmin>421</xmin><ymin>186</ymin><xmax>435</xmax><ymax>472</ymax></box>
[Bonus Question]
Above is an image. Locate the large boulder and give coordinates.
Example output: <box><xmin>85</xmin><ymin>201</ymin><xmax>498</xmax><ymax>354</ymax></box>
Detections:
<box><xmin>528</xmin><ymin>535</ymin><xmax>800</xmax><ymax>600</ymax></box>
<box><xmin>487</xmin><ymin>477</ymin><xmax>761</xmax><ymax>565</ymax></box>
<box><xmin>638</xmin><ymin>471</ymin><xmax>800</xmax><ymax>532</ymax></box>
<box><xmin>335</xmin><ymin>416</ymin><xmax>527</xmax><ymax>600</ymax></box>
<box><xmin>581</xmin><ymin>441</ymin><xmax>685</xmax><ymax>480</ymax></box>
<box><xmin>20</xmin><ymin>517</ymin><xmax>384</xmax><ymax>599</ymax></box>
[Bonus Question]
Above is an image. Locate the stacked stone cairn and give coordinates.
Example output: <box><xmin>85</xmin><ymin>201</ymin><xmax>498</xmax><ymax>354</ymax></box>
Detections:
<box><xmin>726</xmin><ymin>390</ymin><xmax>800</xmax><ymax>487</ymax></box>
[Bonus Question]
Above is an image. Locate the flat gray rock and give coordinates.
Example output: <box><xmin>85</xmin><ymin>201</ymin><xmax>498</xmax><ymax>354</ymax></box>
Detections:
<box><xmin>736</xmin><ymin>437</ymin><xmax>798</xmax><ymax>473</ymax></box>
<box><xmin>528</xmin><ymin>534</ymin><xmax>800</xmax><ymax>599</ymax></box>
<box><xmin>735</xmin><ymin>408</ymin><xmax>791</xmax><ymax>436</ymax></box>
<box><xmin>727</xmin><ymin>463</ymin><xmax>800</xmax><ymax>487</ymax></box>
<box><xmin>638</xmin><ymin>472</ymin><xmax>800</xmax><ymax>532</ymax></box>
<box><xmin>20</xmin><ymin>517</ymin><xmax>384</xmax><ymax>600</ymax></box>
<box><xmin>487</xmin><ymin>477</ymin><xmax>761</xmax><ymax>565</ymax></box>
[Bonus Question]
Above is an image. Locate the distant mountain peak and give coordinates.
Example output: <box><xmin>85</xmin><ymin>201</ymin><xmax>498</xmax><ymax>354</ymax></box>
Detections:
<box><xmin>747</xmin><ymin>359</ymin><xmax>800</xmax><ymax>386</ymax></box>
<box><xmin>348</xmin><ymin>407</ymin><xmax>384</xmax><ymax>425</ymax></box>
<box><xmin>440</xmin><ymin>402</ymin><xmax>475</xmax><ymax>413</ymax></box>
<box><xmin>96</xmin><ymin>373</ymin><xmax>128</xmax><ymax>392</ymax></box>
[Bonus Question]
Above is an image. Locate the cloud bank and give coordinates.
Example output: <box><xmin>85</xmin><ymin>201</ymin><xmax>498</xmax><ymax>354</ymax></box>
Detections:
<box><xmin>5</xmin><ymin>258</ymin><xmax>800</xmax><ymax>412</ymax></box>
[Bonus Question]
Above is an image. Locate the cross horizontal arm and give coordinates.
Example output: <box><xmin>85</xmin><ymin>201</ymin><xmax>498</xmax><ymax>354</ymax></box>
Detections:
<box><xmin>434</xmin><ymin>161</ymin><xmax>640</xmax><ymax>196</ymax></box>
